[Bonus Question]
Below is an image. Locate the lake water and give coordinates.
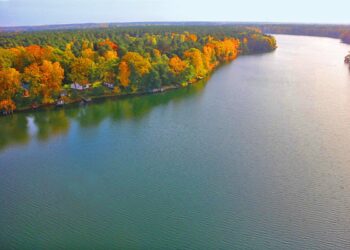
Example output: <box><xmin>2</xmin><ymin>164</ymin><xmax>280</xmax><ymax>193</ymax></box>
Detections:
<box><xmin>1</xmin><ymin>35</ymin><xmax>350</xmax><ymax>249</ymax></box>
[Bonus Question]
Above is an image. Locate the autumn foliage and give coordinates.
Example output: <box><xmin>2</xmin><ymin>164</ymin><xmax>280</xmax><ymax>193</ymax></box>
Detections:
<box><xmin>169</xmin><ymin>56</ymin><xmax>188</xmax><ymax>75</ymax></box>
<box><xmin>0</xmin><ymin>27</ymin><xmax>276</xmax><ymax>112</ymax></box>
<box><xmin>23</xmin><ymin>60</ymin><xmax>64</xmax><ymax>103</ymax></box>
<box><xmin>0</xmin><ymin>68</ymin><xmax>20</xmax><ymax>111</ymax></box>
<box><xmin>0</xmin><ymin>99</ymin><xmax>16</xmax><ymax>113</ymax></box>
<box><xmin>118</xmin><ymin>61</ymin><xmax>130</xmax><ymax>87</ymax></box>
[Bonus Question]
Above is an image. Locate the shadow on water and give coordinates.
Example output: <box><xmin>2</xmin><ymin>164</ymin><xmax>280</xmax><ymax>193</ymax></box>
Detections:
<box><xmin>0</xmin><ymin>79</ymin><xmax>207</xmax><ymax>151</ymax></box>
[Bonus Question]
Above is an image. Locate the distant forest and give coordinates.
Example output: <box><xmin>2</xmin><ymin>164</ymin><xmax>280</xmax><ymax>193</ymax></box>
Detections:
<box><xmin>254</xmin><ymin>24</ymin><xmax>350</xmax><ymax>44</ymax></box>
<box><xmin>0</xmin><ymin>26</ymin><xmax>276</xmax><ymax>113</ymax></box>
<box><xmin>1</xmin><ymin>22</ymin><xmax>349</xmax><ymax>43</ymax></box>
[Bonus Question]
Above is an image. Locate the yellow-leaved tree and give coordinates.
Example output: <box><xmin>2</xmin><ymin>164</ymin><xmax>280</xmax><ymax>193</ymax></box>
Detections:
<box><xmin>0</xmin><ymin>68</ymin><xmax>21</xmax><ymax>111</ymax></box>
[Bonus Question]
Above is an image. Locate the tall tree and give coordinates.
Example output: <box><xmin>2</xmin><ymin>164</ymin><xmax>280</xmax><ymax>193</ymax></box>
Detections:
<box><xmin>0</xmin><ymin>68</ymin><xmax>21</xmax><ymax>111</ymax></box>
<box><xmin>23</xmin><ymin>60</ymin><xmax>64</xmax><ymax>103</ymax></box>
<box><xmin>70</xmin><ymin>57</ymin><xmax>94</xmax><ymax>85</ymax></box>
<box><xmin>184</xmin><ymin>48</ymin><xmax>206</xmax><ymax>78</ymax></box>
<box><xmin>169</xmin><ymin>56</ymin><xmax>188</xmax><ymax>75</ymax></box>
<box><xmin>118</xmin><ymin>61</ymin><xmax>130</xmax><ymax>87</ymax></box>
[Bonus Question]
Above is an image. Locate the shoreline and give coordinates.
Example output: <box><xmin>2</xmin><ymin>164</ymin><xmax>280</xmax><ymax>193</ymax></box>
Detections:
<box><xmin>8</xmin><ymin>64</ymin><xmax>225</xmax><ymax>115</ymax></box>
<box><xmin>3</xmin><ymin>50</ymin><xmax>276</xmax><ymax>116</ymax></box>
<box><xmin>11</xmin><ymin>82</ymin><xmax>188</xmax><ymax>115</ymax></box>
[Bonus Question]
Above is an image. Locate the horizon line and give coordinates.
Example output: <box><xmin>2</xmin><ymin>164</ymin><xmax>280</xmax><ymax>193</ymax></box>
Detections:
<box><xmin>1</xmin><ymin>20</ymin><xmax>350</xmax><ymax>29</ymax></box>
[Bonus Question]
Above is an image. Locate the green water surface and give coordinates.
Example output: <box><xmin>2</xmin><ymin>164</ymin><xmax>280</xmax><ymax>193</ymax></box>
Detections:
<box><xmin>1</xmin><ymin>35</ymin><xmax>350</xmax><ymax>249</ymax></box>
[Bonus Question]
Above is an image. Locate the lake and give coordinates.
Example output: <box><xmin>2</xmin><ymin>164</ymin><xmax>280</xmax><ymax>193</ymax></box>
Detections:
<box><xmin>1</xmin><ymin>35</ymin><xmax>350</xmax><ymax>249</ymax></box>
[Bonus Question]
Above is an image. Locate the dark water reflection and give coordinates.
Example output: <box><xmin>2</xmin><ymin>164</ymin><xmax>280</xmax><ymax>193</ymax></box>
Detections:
<box><xmin>0</xmin><ymin>80</ymin><xmax>206</xmax><ymax>151</ymax></box>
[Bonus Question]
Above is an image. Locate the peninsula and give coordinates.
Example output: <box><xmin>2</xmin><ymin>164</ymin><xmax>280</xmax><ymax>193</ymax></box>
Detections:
<box><xmin>0</xmin><ymin>25</ymin><xmax>276</xmax><ymax>114</ymax></box>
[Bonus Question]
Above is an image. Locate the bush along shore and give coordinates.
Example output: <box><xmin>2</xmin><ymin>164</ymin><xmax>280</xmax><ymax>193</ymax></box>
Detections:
<box><xmin>0</xmin><ymin>26</ymin><xmax>277</xmax><ymax>115</ymax></box>
<box><xmin>345</xmin><ymin>52</ymin><xmax>350</xmax><ymax>66</ymax></box>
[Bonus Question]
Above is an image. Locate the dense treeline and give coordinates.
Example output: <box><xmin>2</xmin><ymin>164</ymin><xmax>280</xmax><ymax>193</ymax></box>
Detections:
<box><xmin>0</xmin><ymin>26</ymin><xmax>276</xmax><ymax>113</ymax></box>
<box><xmin>255</xmin><ymin>24</ymin><xmax>350</xmax><ymax>44</ymax></box>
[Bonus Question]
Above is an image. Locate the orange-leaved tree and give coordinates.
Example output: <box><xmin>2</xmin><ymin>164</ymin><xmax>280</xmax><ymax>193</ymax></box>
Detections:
<box><xmin>118</xmin><ymin>61</ymin><xmax>130</xmax><ymax>87</ymax></box>
<box><xmin>40</xmin><ymin>60</ymin><xmax>64</xmax><ymax>103</ymax></box>
<box><xmin>169</xmin><ymin>56</ymin><xmax>188</xmax><ymax>75</ymax></box>
<box><xmin>121</xmin><ymin>52</ymin><xmax>151</xmax><ymax>76</ymax></box>
<box><xmin>184</xmin><ymin>48</ymin><xmax>206</xmax><ymax>78</ymax></box>
<box><xmin>23</xmin><ymin>60</ymin><xmax>64</xmax><ymax>103</ymax></box>
<box><xmin>0</xmin><ymin>68</ymin><xmax>21</xmax><ymax>111</ymax></box>
<box><xmin>211</xmin><ymin>38</ymin><xmax>240</xmax><ymax>62</ymax></box>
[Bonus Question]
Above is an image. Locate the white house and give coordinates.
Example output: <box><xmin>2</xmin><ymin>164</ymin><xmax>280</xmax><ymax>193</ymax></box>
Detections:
<box><xmin>71</xmin><ymin>83</ymin><xmax>91</xmax><ymax>90</ymax></box>
<box><xmin>103</xmin><ymin>82</ymin><xmax>114</xmax><ymax>89</ymax></box>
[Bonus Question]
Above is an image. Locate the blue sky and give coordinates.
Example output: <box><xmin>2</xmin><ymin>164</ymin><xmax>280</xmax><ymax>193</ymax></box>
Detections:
<box><xmin>0</xmin><ymin>0</ymin><xmax>349</xmax><ymax>26</ymax></box>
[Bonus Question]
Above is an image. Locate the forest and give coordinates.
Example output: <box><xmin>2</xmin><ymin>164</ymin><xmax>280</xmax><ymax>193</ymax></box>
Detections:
<box><xmin>255</xmin><ymin>24</ymin><xmax>350</xmax><ymax>44</ymax></box>
<box><xmin>0</xmin><ymin>26</ymin><xmax>276</xmax><ymax>113</ymax></box>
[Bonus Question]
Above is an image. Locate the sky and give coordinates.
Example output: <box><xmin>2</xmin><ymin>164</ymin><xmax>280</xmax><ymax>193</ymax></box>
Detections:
<box><xmin>0</xmin><ymin>0</ymin><xmax>349</xmax><ymax>27</ymax></box>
